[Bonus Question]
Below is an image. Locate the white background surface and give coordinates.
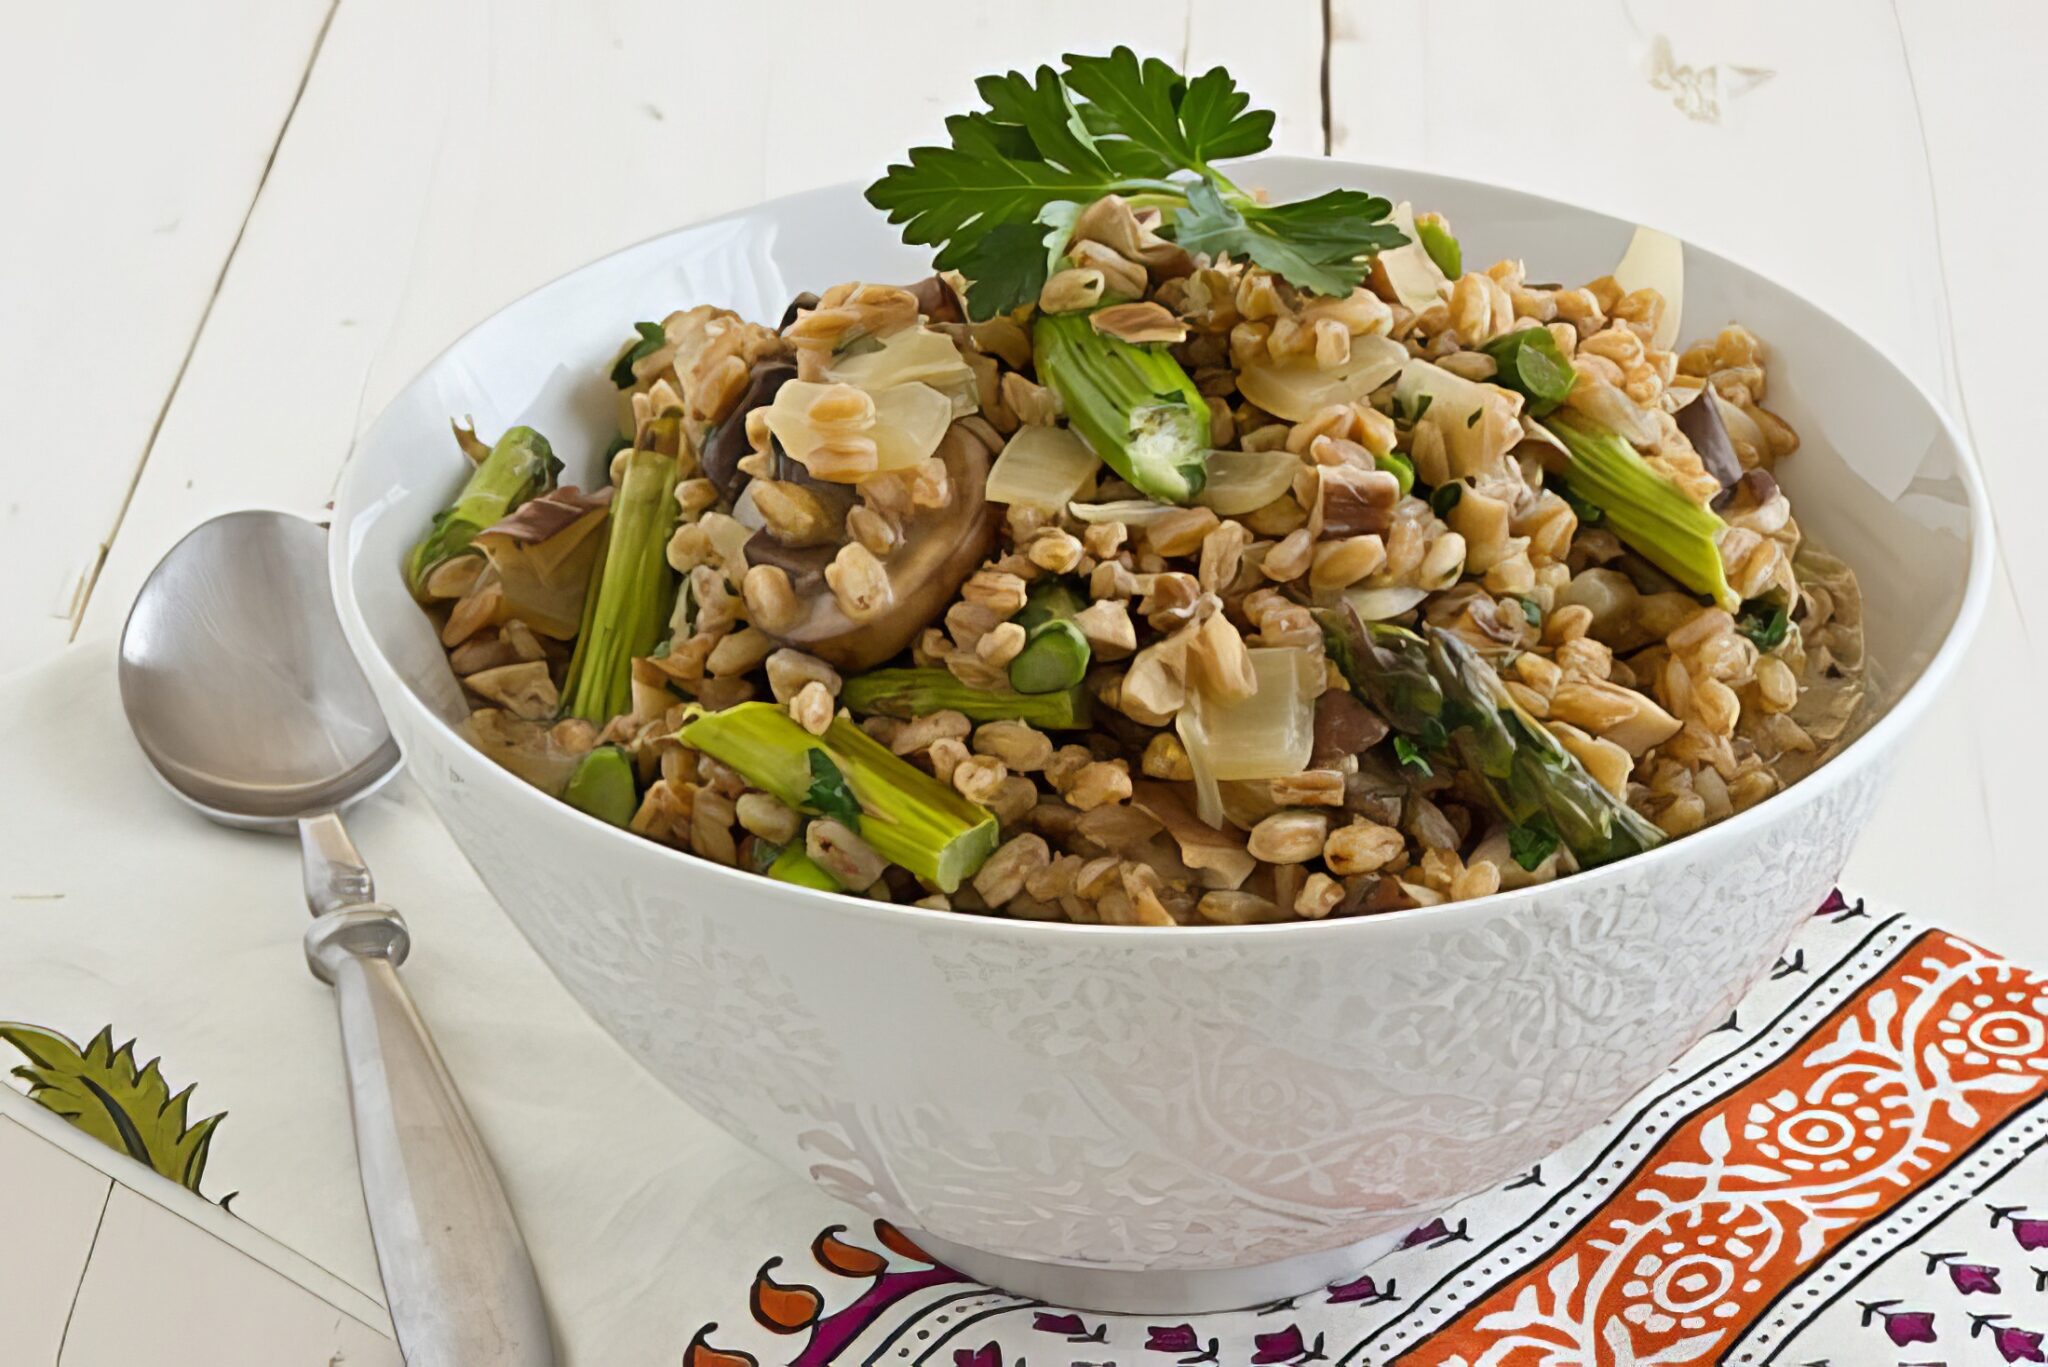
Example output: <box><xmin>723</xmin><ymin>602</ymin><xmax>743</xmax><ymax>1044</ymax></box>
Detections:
<box><xmin>2</xmin><ymin>4</ymin><xmax>2043</xmax><ymax>1362</ymax></box>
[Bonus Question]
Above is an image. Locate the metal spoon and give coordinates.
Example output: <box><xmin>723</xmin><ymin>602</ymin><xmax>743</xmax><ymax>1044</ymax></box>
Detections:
<box><xmin>118</xmin><ymin>510</ymin><xmax>555</xmax><ymax>1367</ymax></box>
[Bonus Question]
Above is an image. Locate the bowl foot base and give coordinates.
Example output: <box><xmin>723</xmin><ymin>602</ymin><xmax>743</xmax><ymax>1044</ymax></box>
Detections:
<box><xmin>903</xmin><ymin>1224</ymin><xmax>1415</xmax><ymax>1314</ymax></box>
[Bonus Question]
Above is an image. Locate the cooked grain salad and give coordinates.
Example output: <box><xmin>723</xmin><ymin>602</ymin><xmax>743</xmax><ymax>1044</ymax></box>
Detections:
<box><xmin>406</xmin><ymin>51</ymin><xmax>1864</xmax><ymax>924</ymax></box>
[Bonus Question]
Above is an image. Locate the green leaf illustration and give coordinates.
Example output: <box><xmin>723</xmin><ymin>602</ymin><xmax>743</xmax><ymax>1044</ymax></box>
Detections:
<box><xmin>0</xmin><ymin>1023</ymin><xmax>224</xmax><ymax>1196</ymax></box>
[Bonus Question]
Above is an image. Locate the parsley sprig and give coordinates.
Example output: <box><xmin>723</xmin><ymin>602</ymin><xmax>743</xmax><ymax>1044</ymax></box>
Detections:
<box><xmin>866</xmin><ymin>48</ymin><xmax>1407</xmax><ymax>319</ymax></box>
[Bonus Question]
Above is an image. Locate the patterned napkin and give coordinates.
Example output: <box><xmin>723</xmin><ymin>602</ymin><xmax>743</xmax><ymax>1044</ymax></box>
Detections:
<box><xmin>4</xmin><ymin>645</ymin><xmax>2045</xmax><ymax>1365</ymax></box>
<box><xmin>659</xmin><ymin>898</ymin><xmax>2048</xmax><ymax>1367</ymax></box>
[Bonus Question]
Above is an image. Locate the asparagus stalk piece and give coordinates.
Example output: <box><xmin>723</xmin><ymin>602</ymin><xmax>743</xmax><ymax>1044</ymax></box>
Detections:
<box><xmin>1032</xmin><ymin>311</ymin><xmax>1210</xmax><ymax>504</ymax></box>
<box><xmin>1008</xmin><ymin>577</ymin><xmax>1092</xmax><ymax>694</ymax></box>
<box><xmin>1320</xmin><ymin>611</ymin><xmax>1664</xmax><ymax>869</ymax></box>
<box><xmin>1542</xmin><ymin>410</ymin><xmax>1738</xmax><ymax>610</ymax></box>
<box><xmin>766</xmin><ymin>842</ymin><xmax>841</xmax><ymax>891</ymax></box>
<box><xmin>563</xmin><ymin>745</ymin><xmax>636</xmax><ymax>826</ymax></box>
<box><xmin>680</xmin><ymin>702</ymin><xmax>998</xmax><ymax>892</ymax></box>
<box><xmin>560</xmin><ymin>447</ymin><xmax>679</xmax><ymax>722</ymax></box>
<box><xmin>405</xmin><ymin>426</ymin><xmax>559</xmax><ymax>596</ymax></box>
<box><xmin>842</xmin><ymin>667</ymin><xmax>1093</xmax><ymax>729</ymax></box>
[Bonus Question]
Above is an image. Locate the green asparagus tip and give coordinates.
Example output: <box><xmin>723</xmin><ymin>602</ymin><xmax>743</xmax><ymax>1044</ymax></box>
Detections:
<box><xmin>560</xmin><ymin>447</ymin><xmax>680</xmax><ymax>723</ymax></box>
<box><xmin>1032</xmin><ymin>311</ymin><xmax>1209</xmax><ymax>505</ymax></box>
<box><xmin>1543</xmin><ymin>410</ymin><xmax>1738</xmax><ymax>611</ymax></box>
<box><xmin>406</xmin><ymin>425</ymin><xmax>559</xmax><ymax>597</ymax></box>
<box><xmin>767</xmin><ymin>841</ymin><xmax>842</xmax><ymax>891</ymax></box>
<box><xmin>680</xmin><ymin>702</ymin><xmax>998</xmax><ymax>892</ymax></box>
<box><xmin>563</xmin><ymin>745</ymin><xmax>637</xmax><ymax>827</ymax></box>
<box><xmin>1009</xmin><ymin>620</ymin><xmax>1092</xmax><ymax>694</ymax></box>
<box><xmin>843</xmin><ymin>667</ymin><xmax>1093</xmax><ymax>729</ymax></box>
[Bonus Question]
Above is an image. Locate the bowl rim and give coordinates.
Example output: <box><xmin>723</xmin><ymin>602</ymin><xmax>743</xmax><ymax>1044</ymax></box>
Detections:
<box><xmin>331</xmin><ymin>153</ymin><xmax>1996</xmax><ymax>943</ymax></box>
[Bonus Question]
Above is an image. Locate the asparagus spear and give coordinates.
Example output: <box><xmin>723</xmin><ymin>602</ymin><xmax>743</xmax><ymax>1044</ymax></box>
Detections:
<box><xmin>1032</xmin><ymin>311</ymin><xmax>1210</xmax><ymax>504</ymax></box>
<box><xmin>767</xmin><ymin>842</ymin><xmax>842</xmax><ymax>891</ymax></box>
<box><xmin>842</xmin><ymin>667</ymin><xmax>1093</xmax><ymax>730</ymax></box>
<box><xmin>563</xmin><ymin>745</ymin><xmax>637</xmax><ymax>827</ymax></box>
<box><xmin>1319</xmin><ymin>610</ymin><xmax>1663</xmax><ymax>869</ymax></box>
<box><xmin>405</xmin><ymin>426</ymin><xmax>559</xmax><ymax>596</ymax></box>
<box><xmin>680</xmin><ymin>702</ymin><xmax>998</xmax><ymax>892</ymax></box>
<box><xmin>1008</xmin><ymin>578</ymin><xmax>1092</xmax><ymax>694</ymax></box>
<box><xmin>560</xmin><ymin>447</ymin><xmax>679</xmax><ymax>722</ymax></box>
<box><xmin>1542</xmin><ymin>411</ymin><xmax>1738</xmax><ymax>610</ymax></box>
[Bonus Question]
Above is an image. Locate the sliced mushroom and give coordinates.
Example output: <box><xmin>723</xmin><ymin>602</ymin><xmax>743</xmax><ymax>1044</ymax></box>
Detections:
<box><xmin>700</xmin><ymin>358</ymin><xmax>796</xmax><ymax>497</ymax></box>
<box><xmin>754</xmin><ymin>417</ymin><xmax>1001</xmax><ymax>671</ymax></box>
<box><xmin>1130</xmin><ymin>780</ymin><xmax>1257</xmax><ymax>890</ymax></box>
<box><xmin>906</xmin><ymin>275</ymin><xmax>964</xmax><ymax>324</ymax></box>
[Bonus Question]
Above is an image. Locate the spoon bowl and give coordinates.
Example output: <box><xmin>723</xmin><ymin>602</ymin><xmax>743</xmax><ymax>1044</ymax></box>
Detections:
<box><xmin>118</xmin><ymin>509</ymin><xmax>400</xmax><ymax>830</ymax></box>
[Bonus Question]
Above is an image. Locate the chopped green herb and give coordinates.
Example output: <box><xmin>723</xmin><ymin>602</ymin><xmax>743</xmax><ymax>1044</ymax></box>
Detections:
<box><xmin>805</xmin><ymin>750</ymin><xmax>864</xmax><ymax>828</ymax></box>
<box><xmin>1465</xmin><ymin>407</ymin><xmax>1481</xmax><ymax>428</ymax></box>
<box><xmin>1429</xmin><ymin>481</ymin><xmax>1464</xmax><ymax>518</ymax></box>
<box><xmin>1736</xmin><ymin>598</ymin><xmax>1791</xmax><ymax>651</ymax></box>
<box><xmin>1518</xmin><ymin>597</ymin><xmax>1543</xmax><ymax>628</ymax></box>
<box><xmin>610</xmin><ymin>322</ymin><xmax>667</xmax><ymax>388</ymax></box>
<box><xmin>1508</xmin><ymin>819</ymin><xmax>1561</xmax><ymax>871</ymax></box>
<box><xmin>1392</xmin><ymin>734</ymin><xmax>1432</xmax><ymax>777</ymax></box>
<box><xmin>1480</xmin><ymin>327</ymin><xmax>1577</xmax><ymax>409</ymax></box>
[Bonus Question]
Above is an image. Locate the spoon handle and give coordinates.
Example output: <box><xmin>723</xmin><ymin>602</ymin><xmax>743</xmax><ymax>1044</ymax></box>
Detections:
<box><xmin>306</xmin><ymin>905</ymin><xmax>556</xmax><ymax>1367</ymax></box>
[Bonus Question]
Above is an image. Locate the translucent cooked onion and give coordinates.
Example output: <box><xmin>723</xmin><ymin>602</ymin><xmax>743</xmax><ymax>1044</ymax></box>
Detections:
<box><xmin>1394</xmin><ymin>358</ymin><xmax>1524</xmax><ymax>478</ymax></box>
<box><xmin>823</xmin><ymin>326</ymin><xmax>979</xmax><ymax>416</ymax></box>
<box><xmin>1375</xmin><ymin>203</ymin><xmax>1452</xmax><ymax>312</ymax></box>
<box><xmin>1067</xmin><ymin>498</ymin><xmax>1187</xmax><ymax>527</ymax></box>
<box><xmin>1237</xmin><ymin>335</ymin><xmax>1408</xmax><ymax>422</ymax></box>
<box><xmin>1198</xmin><ymin>450</ymin><xmax>1300</xmax><ymax>516</ymax></box>
<box><xmin>1611</xmin><ymin>225</ymin><xmax>1683</xmax><ymax>353</ymax></box>
<box><xmin>1563</xmin><ymin>376</ymin><xmax>1659</xmax><ymax>449</ymax></box>
<box><xmin>766</xmin><ymin>379</ymin><xmax>953</xmax><ymax>474</ymax></box>
<box><xmin>986</xmin><ymin>425</ymin><xmax>1100</xmax><ymax>509</ymax></box>
<box><xmin>1176</xmin><ymin>647</ymin><xmax>1321</xmax><ymax>827</ymax></box>
<box><xmin>1343</xmin><ymin>585</ymin><xmax>1428</xmax><ymax>621</ymax></box>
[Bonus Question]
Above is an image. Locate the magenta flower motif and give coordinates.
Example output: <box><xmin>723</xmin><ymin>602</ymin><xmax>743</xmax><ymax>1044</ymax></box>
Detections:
<box><xmin>1885</xmin><ymin>1311</ymin><xmax>1939</xmax><ymax>1346</ymax></box>
<box><xmin>953</xmin><ymin>1344</ymin><xmax>1002</xmax><ymax>1367</ymax></box>
<box><xmin>1326</xmin><ymin>1272</ymin><xmax>1394</xmax><ymax>1304</ymax></box>
<box><xmin>1952</xmin><ymin>1262</ymin><xmax>2003</xmax><ymax>1295</ymax></box>
<box><xmin>1816</xmin><ymin>888</ymin><xmax>1849</xmax><ymax>916</ymax></box>
<box><xmin>1251</xmin><ymin>1325</ymin><xmax>1325</xmax><ymax>1364</ymax></box>
<box><xmin>1031</xmin><ymin>1311</ymin><xmax>1104</xmax><ymax>1343</ymax></box>
<box><xmin>2013</xmin><ymin>1218</ymin><xmax>2048</xmax><ymax>1251</ymax></box>
<box><xmin>1147</xmin><ymin>1325</ymin><xmax>1200</xmax><ymax>1353</ymax></box>
<box><xmin>1996</xmin><ymin>1326</ymin><xmax>2047</xmax><ymax>1363</ymax></box>
<box><xmin>1862</xmin><ymin>1300</ymin><xmax>1938</xmax><ymax>1347</ymax></box>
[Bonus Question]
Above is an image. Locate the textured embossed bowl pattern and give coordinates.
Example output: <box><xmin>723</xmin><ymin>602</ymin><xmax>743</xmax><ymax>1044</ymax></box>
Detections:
<box><xmin>329</xmin><ymin>161</ymin><xmax>1991</xmax><ymax>1311</ymax></box>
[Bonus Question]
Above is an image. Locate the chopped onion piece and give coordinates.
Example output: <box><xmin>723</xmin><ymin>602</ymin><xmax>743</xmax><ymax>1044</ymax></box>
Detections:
<box><xmin>986</xmin><ymin>425</ymin><xmax>1100</xmax><ymax>509</ymax></box>
<box><xmin>1394</xmin><ymin>358</ymin><xmax>1523</xmax><ymax>479</ymax></box>
<box><xmin>1067</xmin><ymin>498</ymin><xmax>1187</xmax><ymax>527</ymax></box>
<box><xmin>1374</xmin><ymin>203</ymin><xmax>1452</xmax><ymax>312</ymax></box>
<box><xmin>1237</xmin><ymin>335</ymin><xmax>1407</xmax><ymax>422</ymax></box>
<box><xmin>823</xmin><ymin>326</ymin><xmax>979</xmax><ymax>416</ymax></box>
<box><xmin>1611</xmin><ymin>225</ymin><xmax>1683</xmax><ymax>353</ymax></box>
<box><xmin>1563</xmin><ymin>377</ymin><xmax>1660</xmax><ymax>449</ymax></box>
<box><xmin>1176</xmin><ymin>647</ymin><xmax>1321</xmax><ymax>826</ymax></box>
<box><xmin>1198</xmin><ymin>450</ymin><xmax>1300</xmax><ymax>516</ymax></box>
<box><xmin>1343</xmin><ymin>585</ymin><xmax>1428</xmax><ymax>621</ymax></box>
<box><xmin>766</xmin><ymin>379</ymin><xmax>953</xmax><ymax>474</ymax></box>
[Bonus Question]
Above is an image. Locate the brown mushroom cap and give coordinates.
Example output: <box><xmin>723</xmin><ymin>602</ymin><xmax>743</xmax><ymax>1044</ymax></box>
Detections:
<box><xmin>754</xmin><ymin>416</ymin><xmax>1001</xmax><ymax>671</ymax></box>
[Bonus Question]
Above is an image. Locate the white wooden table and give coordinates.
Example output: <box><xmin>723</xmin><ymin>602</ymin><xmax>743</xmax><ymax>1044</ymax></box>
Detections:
<box><xmin>3</xmin><ymin>4</ymin><xmax>2041</xmax><ymax>1362</ymax></box>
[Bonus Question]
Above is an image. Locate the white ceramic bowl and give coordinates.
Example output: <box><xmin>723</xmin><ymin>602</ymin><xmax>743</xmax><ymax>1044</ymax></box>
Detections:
<box><xmin>330</xmin><ymin>159</ymin><xmax>1991</xmax><ymax>1312</ymax></box>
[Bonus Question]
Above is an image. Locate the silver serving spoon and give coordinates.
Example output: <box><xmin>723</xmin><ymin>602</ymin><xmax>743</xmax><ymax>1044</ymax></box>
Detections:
<box><xmin>118</xmin><ymin>510</ymin><xmax>555</xmax><ymax>1367</ymax></box>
